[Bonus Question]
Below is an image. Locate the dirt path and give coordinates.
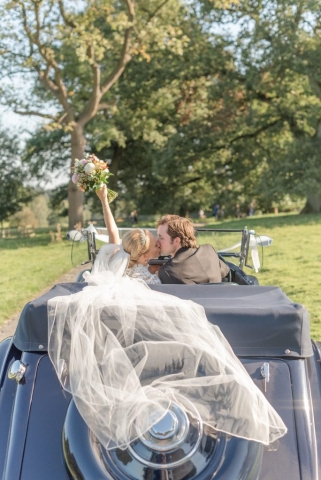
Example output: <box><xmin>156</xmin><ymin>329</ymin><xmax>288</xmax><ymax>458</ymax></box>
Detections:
<box><xmin>0</xmin><ymin>264</ymin><xmax>86</xmax><ymax>343</ymax></box>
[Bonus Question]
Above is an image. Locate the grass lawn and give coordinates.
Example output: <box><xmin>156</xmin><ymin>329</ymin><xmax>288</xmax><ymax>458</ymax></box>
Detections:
<box><xmin>0</xmin><ymin>213</ymin><xmax>320</xmax><ymax>340</ymax></box>
<box><xmin>0</xmin><ymin>230</ymin><xmax>88</xmax><ymax>323</ymax></box>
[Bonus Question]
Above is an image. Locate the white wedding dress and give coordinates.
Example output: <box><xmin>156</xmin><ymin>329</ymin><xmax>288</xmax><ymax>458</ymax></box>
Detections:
<box><xmin>126</xmin><ymin>263</ymin><xmax>161</xmax><ymax>284</ymax></box>
<box><xmin>47</xmin><ymin>244</ymin><xmax>287</xmax><ymax>450</ymax></box>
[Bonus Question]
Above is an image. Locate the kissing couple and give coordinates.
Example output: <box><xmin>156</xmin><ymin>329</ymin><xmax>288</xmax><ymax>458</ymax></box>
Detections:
<box><xmin>94</xmin><ymin>184</ymin><xmax>230</xmax><ymax>285</ymax></box>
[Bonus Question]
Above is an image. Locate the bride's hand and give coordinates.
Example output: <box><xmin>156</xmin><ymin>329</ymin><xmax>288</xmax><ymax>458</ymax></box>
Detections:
<box><xmin>95</xmin><ymin>184</ymin><xmax>108</xmax><ymax>203</ymax></box>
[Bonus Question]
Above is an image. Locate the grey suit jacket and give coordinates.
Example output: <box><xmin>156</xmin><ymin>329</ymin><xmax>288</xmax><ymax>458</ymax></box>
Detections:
<box><xmin>158</xmin><ymin>244</ymin><xmax>230</xmax><ymax>284</ymax></box>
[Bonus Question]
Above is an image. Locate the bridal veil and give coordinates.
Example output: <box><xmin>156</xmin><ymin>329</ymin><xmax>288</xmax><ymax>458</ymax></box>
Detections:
<box><xmin>48</xmin><ymin>244</ymin><xmax>287</xmax><ymax>450</ymax></box>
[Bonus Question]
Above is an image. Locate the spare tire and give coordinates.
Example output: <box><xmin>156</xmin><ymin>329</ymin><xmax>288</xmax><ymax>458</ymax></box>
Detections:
<box><xmin>63</xmin><ymin>400</ymin><xmax>263</xmax><ymax>480</ymax></box>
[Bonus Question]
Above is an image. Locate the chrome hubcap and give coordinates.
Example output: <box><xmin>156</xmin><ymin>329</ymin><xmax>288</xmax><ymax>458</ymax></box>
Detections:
<box><xmin>150</xmin><ymin>410</ymin><xmax>178</xmax><ymax>440</ymax></box>
<box><xmin>128</xmin><ymin>395</ymin><xmax>203</xmax><ymax>469</ymax></box>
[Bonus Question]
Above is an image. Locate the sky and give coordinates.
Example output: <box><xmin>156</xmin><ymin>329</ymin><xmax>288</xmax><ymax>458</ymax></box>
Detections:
<box><xmin>0</xmin><ymin>105</ymin><xmax>39</xmax><ymax>136</ymax></box>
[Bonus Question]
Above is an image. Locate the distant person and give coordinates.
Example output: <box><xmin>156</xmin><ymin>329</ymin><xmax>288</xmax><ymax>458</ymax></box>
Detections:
<box><xmin>198</xmin><ymin>209</ymin><xmax>206</xmax><ymax>219</ymax></box>
<box><xmin>248</xmin><ymin>202</ymin><xmax>255</xmax><ymax>216</ymax></box>
<box><xmin>212</xmin><ymin>204</ymin><xmax>220</xmax><ymax>219</ymax></box>
<box><xmin>130</xmin><ymin>209</ymin><xmax>138</xmax><ymax>225</ymax></box>
<box><xmin>156</xmin><ymin>215</ymin><xmax>229</xmax><ymax>284</ymax></box>
<box><xmin>235</xmin><ymin>203</ymin><xmax>241</xmax><ymax>218</ymax></box>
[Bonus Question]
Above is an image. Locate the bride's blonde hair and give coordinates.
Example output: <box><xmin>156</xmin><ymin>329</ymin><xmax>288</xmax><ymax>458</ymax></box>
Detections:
<box><xmin>122</xmin><ymin>229</ymin><xmax>151</xmax><ymax>268</ymax></box>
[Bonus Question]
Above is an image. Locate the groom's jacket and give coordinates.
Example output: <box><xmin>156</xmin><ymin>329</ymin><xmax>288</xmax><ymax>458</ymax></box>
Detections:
<box><xmin>158</xmin><ymin>244</ymin><xmax>230</xmax><ymax>284</ymax></box>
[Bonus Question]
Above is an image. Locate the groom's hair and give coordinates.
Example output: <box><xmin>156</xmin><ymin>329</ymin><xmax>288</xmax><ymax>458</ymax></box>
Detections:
<box><xmin>157</xmin><ymin>215</ymin><xmax>198</xmax><ymax>249</ymax></box>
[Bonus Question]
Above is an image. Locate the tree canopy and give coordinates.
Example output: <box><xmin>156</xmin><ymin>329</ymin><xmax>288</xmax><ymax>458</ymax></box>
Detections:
<box><xmin>222</xmin><ymin>0</ymin><xmax>321</xmax><ymax>212</ymax></box>
<box><xmin>2</xmin><ymin>0</ymin><xmax>321</xmax><ymax>218</ymax></box>
<box><xmin>0</xmin><ymin>0</ymin><xmax>213</xmax><ymax>226</ymax></box>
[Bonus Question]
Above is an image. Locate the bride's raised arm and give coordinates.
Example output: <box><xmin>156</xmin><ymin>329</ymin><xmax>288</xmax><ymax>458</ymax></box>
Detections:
<box><xmin>95</xmin><ymin>185</ymin><xmax>120</xmax><ymax>245</ymax></box>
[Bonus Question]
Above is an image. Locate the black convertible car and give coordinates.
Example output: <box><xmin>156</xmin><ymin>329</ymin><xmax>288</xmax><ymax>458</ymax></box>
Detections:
<box><xmin>0</xmin><ymin>227</ymin><xmax>320</xmax><ymax>479</ymax></box>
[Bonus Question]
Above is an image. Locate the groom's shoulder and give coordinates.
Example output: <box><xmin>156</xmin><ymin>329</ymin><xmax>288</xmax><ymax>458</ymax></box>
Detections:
<box><xmin>158</xmin><ymin>243</ymin><xmax>224</xmax><ymax>284</ymax></box>
<box><xmin>182</xmin><ymin>244</ymin><xmax>219</xmax><ymax>260</ymax></box>
<box><xmin>196</xmin><ymin>244</ymin><xmax>217</xmax><ymax>254</ymax></box>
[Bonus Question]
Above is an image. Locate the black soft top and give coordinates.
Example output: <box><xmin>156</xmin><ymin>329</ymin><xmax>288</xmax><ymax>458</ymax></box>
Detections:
<box><xmin>13</xmin><ymin>283</ymin><xmax>312</xmax><ymax>358</ymax></box>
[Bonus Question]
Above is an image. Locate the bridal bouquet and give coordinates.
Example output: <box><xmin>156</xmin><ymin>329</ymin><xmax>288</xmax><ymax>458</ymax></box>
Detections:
<box><xmin>72</xmin><ymin>153</ymin><xmax>118</xmax><ymax>203</ymax></box>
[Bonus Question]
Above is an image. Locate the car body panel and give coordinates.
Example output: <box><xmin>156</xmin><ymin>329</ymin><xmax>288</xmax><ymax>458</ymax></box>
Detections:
<box><xmin>1</xmin><ymin>340</ymin><xmax>321</xmax><ymax>478</ymax></box>
<box><xmin>0</xmin><ymin>347</ymin><xmax>71</xmax><ymax>480</ymax></box>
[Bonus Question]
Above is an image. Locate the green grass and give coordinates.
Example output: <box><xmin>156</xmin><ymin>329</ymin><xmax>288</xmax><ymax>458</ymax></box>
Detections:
<box><xmin>0</xmin><ymin>230</ymin><xmax>88</xmax><ymax>323</ymax></box>
<box><xmin>1</xmin><ymin>213</ymin><xmax>320</xmax><ymax>340</ymax></box>
<box><xmin>195</xmin><ymin>213</ymin><xmax>321</xmax><ymax>340</ymax></box>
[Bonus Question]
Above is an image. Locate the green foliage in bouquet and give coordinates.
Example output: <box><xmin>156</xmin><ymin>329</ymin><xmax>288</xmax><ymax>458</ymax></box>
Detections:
<box><xmin>72</xmin><ymin>154</ymin><xmax>117</xmax><ymax>203</ymax></box>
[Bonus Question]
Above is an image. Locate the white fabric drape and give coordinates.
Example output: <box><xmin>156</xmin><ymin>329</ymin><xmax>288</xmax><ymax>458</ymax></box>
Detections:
<box><xmin>48</xmin><ymin>245</ymin><xmax>287</xmax><ymax>450</ymax></box>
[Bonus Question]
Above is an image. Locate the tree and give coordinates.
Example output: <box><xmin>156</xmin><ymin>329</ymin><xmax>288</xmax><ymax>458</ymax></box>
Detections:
<box><xmin>220</xmin><ymin>0</ymin><xmax>321</xmax><ymax>212</ymax></box>
<box><xmin>0</xmin><ymin>0</ymin><xmax>191</xmax><ymax>227</ymax></box>
<box><xmin>0</xmin><ymin>130</ymin><xmax>33</xmax><ymax>224</ymax></box>
<box><xmin>21</xmin><ymin>2</ymin><xmax>249</xmax><ymax>217</ymax></box>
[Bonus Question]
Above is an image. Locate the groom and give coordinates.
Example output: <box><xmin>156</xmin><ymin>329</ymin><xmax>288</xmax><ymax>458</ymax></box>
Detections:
<box><xmin>156</xmin><ymin>215</ymin><xmax>230</xmax><ymax>284</ymax></box>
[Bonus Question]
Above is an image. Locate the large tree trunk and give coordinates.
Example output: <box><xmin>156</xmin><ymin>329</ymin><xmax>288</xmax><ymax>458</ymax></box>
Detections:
<box><xmin>68</xmin><ymin>126</ymin><xmax>86</xmax><ymax>229</ymax></box>
<box><xmin>301</xmin><ymin>193</ymin><xmax>321</xmax><ymax>213</ymax></box>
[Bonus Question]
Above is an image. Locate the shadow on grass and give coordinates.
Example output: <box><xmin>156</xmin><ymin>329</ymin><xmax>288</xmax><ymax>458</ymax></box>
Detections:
<box><xmin>0</xmin><ymin>234</ymin><xmax>71</xmax><ymax>250</ymax></box>
<box><xmin>202</xmin><ymin>212</ymin><xmax>321</xmax><ymax>230</ymax></box>
<box><xmin>126</xmin><ymin>213</ymin><xmax>321</xmax><ymax>230</ymax></box>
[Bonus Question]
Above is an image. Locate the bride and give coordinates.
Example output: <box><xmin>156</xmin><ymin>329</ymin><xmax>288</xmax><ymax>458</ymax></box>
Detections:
<box><xmin>94</xmin><ymin>185</ymin><xmax>161</xmax><ymax>284</ymax></box>
<box><xmin>47</xmin><ymin>190</ymin><xmax>287</xmax><ymax>452</ymax></box>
